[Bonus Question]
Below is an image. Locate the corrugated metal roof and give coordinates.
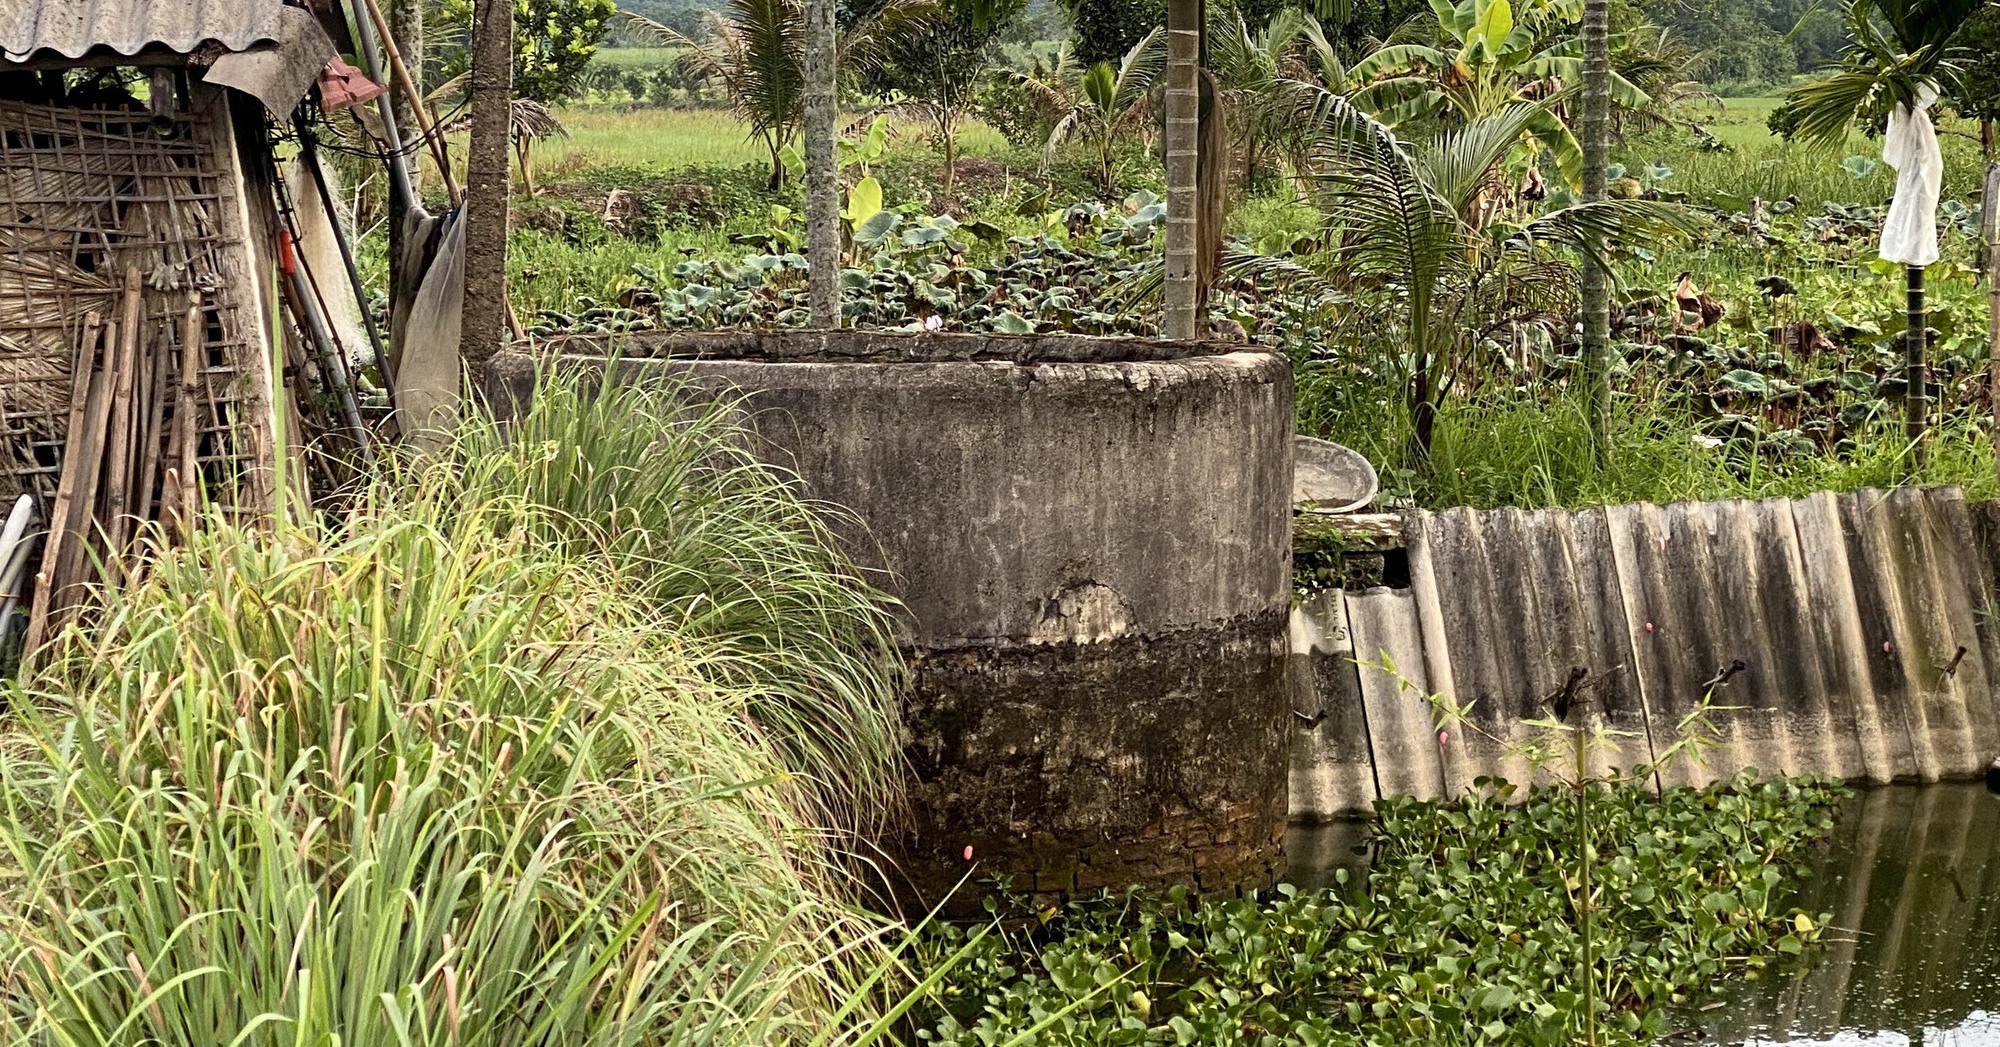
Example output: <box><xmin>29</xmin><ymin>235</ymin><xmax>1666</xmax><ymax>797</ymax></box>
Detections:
<box><xmin>0</xmin><ymin>0</ymin><xmax>307</xmax><ymax>65</ymax></box>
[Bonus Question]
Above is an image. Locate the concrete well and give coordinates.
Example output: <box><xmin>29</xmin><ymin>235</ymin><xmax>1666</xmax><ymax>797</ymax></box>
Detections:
<box><xmin>485</xmin><ymin>330</ymin><xmax>1295</xmax><ymax>905</ymax></box>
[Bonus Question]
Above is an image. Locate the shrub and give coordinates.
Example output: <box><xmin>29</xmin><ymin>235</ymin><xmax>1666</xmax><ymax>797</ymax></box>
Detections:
<box><xmin>0</xmin><ymin>374</ymin><xmax>908</xmax><ymax>1045</ymax></box>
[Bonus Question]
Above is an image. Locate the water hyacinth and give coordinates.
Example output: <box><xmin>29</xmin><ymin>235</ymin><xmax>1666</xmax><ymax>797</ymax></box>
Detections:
<box><xmin>0</xmin><ymin>372</ymin><xmax>910</xmax><ymax>1045</ymax></box>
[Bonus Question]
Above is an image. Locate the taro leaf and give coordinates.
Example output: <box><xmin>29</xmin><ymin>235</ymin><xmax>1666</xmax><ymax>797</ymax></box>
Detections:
<box><xmin>855</xmin><ymin>209</ymin><xmax>901</xmax><ymax>247</ymax></box>
<box><xmin>994</xmin><ymin>309</ymin><xmax>1037</xmax><ymax>334</ymax></box>
<box><xmin>1840</xmin><ymin>400</ymin><xmax>1884</xmax><ymax>428</ymax></box>
<box><xmin>903</xmin><ymin>223</ymin><xmax>951</xmax><ymax>247</ymax></box>
<box><xmin>840</xmin><ymin>269</ymin><xmax>871</xmax><ymax>290</ymax></box>
<box><xmin>1122</xmin><ymin>189</ymin><xmax>1161</xmax><ymax>212</ymax></box>
<box><xmin>1128</xmin><ymin>201</ymin><xmax>1167</xmax><ymax>227</ymax></box>
<box><xmin>963</xmin><ymin>219</ymin><xmax>1007</xmax><ymax>242</ymax></box>
<box><xmin>1643</xmin><ymin>161</ymin><xmax>1673</xmax><ymax>182</ymax></box>
<box><xmin>1719</xmin><ymin>369</ymin><xmax>1772</xmax><ymax>398</ymax></box>
<box><xmin>1605</xmin><ymin>161</ymin><xmax>1628</xmax><ymax>182</ymax></box>
<box><xmin>1841</xmin><ymin>155</ymin><xmax>1880</xmax><ymax>179</ymax></box>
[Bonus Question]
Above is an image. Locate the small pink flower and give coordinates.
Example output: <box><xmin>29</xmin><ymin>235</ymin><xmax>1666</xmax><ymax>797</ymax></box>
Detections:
<box><xmin>1883</xmin><ymin>641</ymin><xmax>1894</xmax><ymax>654</ymax></box>
<box><xmin>962</xmin><ymin>845</ymin><xmax>975</xmax><ymax>862</ymax></box>
<box><xmin>1644</xmin><ymin>622</ymin><xmax>1655</xmax><ymax>634</ymax></box>
<box><xmin>924</xmin><ymin>315</ymin><xmax>944</xmax><ymax>332</ymax></box>
<box><xmin>1438</xmin><ymin>730</ymin><xmax>1450</xmax><ymax>746</ymax></box>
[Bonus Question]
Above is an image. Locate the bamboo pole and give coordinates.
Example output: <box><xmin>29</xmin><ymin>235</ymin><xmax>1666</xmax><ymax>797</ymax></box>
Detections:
<box><xmin>26</xmin><ymin>313</ymin><xmax>104</xmax><ymax>653</ymax></box>
<box><xmin>135</xmin><ymin>325</ymin><xmax>170</xmax><ymax>537</ymax></box>
<box><xmin>163</xmin><ymin>295</ymin><xmax>202</xmax><ymax>537</ymax></box>
<box><xmin>361</xmin><ymin>0</ymin><xmax>462</xmax><ymax>205</ymax></box>
<box><xmin>49</xmin><ymin>316</ymin><xmax>118</xmax><ymax>627</ymax></box>
<box><xmin>101</xmin><ymin>267</ymin><xmax>143</xmax><ymax>565</ymax></box>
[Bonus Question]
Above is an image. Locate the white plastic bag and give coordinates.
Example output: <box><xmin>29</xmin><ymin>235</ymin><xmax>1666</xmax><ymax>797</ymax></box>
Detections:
<box><xmin>1880</xmin><ymin>85</ymin><xmax>1943</xmax><ymax>267</ymax></box>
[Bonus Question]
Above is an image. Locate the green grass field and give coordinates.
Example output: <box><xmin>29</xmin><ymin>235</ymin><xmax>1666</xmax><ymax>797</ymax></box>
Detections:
<box><xmin>539</xmin><ymin>108</ymin><xmax>775</xmax><ymax>171</ymax></box>
<box><xmin>594</xmin><ymin>46</ymin><xmax>685</xmax><ymax>67</ymax></box>
<box><xmin>536</xmin><ymin>107</ymin><xmax>1018</xmax><ymax>175</ymax></box>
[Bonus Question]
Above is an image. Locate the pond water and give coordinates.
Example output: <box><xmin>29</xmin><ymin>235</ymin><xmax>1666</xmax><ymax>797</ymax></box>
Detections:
<box><xmin>1287</xmin><ymin>784</ymin><xmax>2000</xmax><ymax>1046</ymax></box>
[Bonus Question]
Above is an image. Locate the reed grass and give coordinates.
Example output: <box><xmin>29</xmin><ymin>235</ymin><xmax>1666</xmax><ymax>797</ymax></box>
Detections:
<box><xmin>0</xmin><ymin>373</ymin><xmax>911</xmax><ymax>1045</ymax></box>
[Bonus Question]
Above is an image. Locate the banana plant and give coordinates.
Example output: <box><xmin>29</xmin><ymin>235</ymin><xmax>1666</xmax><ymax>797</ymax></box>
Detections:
<box><xmin>1332</xmin><ymin>0</ymin><xmax>1659</xmax><ymax>189</ymax></box>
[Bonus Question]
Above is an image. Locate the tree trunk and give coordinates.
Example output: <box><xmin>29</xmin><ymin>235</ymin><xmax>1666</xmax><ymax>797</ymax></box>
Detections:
<box><xmin>1162</xmin><ymin>0</ymin><xmax>1201</xmax><ymax>341</ymax></box>
<box><xmin>515</xmin><ymin>133</ymin><xmax>538</xmax><ymax>198</ymax></box>
<box><xmin>1906</xmin><ymin>264</ymin><xmax>1927</xmax><ymax>464</ymax></box>
<box><xmin>390</xmin><ymin>0</ymin><xmax>426</xmax><ymax>196</ymax></box>
<box><xmin>1579</xmin><ymin>0</ymin><xmax>1613</xmax><ymax>465</ymax></box>
<box><xmin>461</xmin><ymin>0</ymin><xmax>513</xmax><ymax>372</ymax></box>
<box><xmin>1986</xmin><ymin>162</ymin><xmax>2000</xmax><ymax>491</ymax></box>
<box><xmin>941</xmin><ymin>113</ymin><xmax>958</xmax><ymax>193</ymax></box>
<box><xmin>804</xmin><ymin>0</ymin><xmax>841</xmax><ymax>329</ymax></box>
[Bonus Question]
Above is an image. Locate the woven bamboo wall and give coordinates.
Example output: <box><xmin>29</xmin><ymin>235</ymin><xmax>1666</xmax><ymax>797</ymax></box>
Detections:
<box><xmin>0</xmin><ymin>90</ymin><xmax>267</xmax><ymax>511</ymax></box>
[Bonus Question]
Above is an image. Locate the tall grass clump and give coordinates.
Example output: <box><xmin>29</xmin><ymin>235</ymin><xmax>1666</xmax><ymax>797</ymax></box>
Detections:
<box><xmin>0</xmin><ymin>373</ymin><xmax>909</xmax><ymax>1045</ymax></box>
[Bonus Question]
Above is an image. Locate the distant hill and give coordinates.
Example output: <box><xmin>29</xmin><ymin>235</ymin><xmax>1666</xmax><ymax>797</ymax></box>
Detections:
<box><xmin>611</xmin><ymin>0</ymin><xmax>726</xmax><ymax>39</ymax></box>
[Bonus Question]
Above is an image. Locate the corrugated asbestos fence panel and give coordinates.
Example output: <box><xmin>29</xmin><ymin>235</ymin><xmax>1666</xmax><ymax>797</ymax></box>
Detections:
<box><xmin>1342</xmin><ymin>586</ymin><xmax>1449</xmax><ymax>803</ymax></box>
<box><xmin>1287</xmin><ymin>593</ymin><xmax>1377</xmax><ymax>820</ymax></box>
<box><xmin>1288</xmin><ymin>488</ymin><xmax>2000</xmax><ymax>820</ymax></box>
<box><xmin>1791</xmin><ymin>490</ymin><xmax>1907</xmax><ymax>782</ymax></box>
<box><xmin>1839</xmin><ymin>488</ymin><xmax>1993</xmax><ymax>780</ymax></box>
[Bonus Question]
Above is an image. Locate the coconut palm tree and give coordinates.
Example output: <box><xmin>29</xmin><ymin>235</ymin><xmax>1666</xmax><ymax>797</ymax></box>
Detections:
<box><xmin>1017</xmin><ymin>30</ymin><xmax>1167</xmax><ymax>197</ymax></box>
<box><xmin>1163</xmin><ymin>0</ymin><xmax>1201</xmax><ymax>339</ymax></box>
<box><xmin>1335</xmin><ymin>0</ymin><xmax>1660</xmax><ymax>190</ymax></box>
<box><xmin>1263</xmin><ymin>84</ymin><xmax>1691</xmax><ymax>462</ymax></box>
<box><xmin>1580</xmin><ymin>0</ymin><xmax>1611</xmax><ymax>462</ymax></box>
<box><xmin>804</xmin><ymin>0</ymin><xmax>839</xmax><ymax>327</ymax></box>
<box><xmin>1777</xmin><ymin>0</ymin><xmax>1984</xmax><ymax>454</ymax></box>
<box><xmin>1208</xmin><ymin>6</ymin><xmax>1337</xmax><ymax>184</ymax></box>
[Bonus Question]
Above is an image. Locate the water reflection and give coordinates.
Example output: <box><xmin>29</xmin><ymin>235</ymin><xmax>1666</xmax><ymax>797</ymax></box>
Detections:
<box><xmin>1285</xmin><ymin>785</ymin><xmax>2000</xmax><ymax>1047</ymax></box>
<box><xmin>1682</xmin><ymin>785</ymin><xmax>2000</xmax><ymax>1046</ymax></box>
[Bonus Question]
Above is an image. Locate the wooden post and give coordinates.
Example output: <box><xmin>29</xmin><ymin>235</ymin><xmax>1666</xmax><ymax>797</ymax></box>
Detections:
<box><xmin>1162</xmin><ymin>0</ymin><xmax>1201</xmax><ymax>341</ymax></box>
<box><xmin>461</xmin><ymin>0</ymin><xmax>514</xmax><ymax>375</ymax></box>
<box><xmin>803</xmin><ymin>0</ymin><xmax>840</xmax><ymax>329</ymax></box>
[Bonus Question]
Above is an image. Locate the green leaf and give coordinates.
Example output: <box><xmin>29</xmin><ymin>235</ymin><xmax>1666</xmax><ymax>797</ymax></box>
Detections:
<box><xmin>855</xmin><ymin>209</ymin><xmax>901</xmax><ymax>247</ymax></box>
<box><xmin>1471</xmin><ymin>0</ymin><xmax>1513</xmax><ymax>57</ymax></box>
<box><xmin>994</xmin><ymin>310</ymin><xmax>1037</xmax><ymax>334</ymax></box>
<box><xmin>845</xmin><ymin>177</ymin><xmax>884</xmax><ymax>226</ymax></box>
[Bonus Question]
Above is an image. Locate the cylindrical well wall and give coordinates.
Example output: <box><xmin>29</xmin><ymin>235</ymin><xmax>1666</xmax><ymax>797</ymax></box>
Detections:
<box><xmin>487</xmin><ymin>332</ymin><xmax>1295</xmax><ymax>906</ymax></box>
